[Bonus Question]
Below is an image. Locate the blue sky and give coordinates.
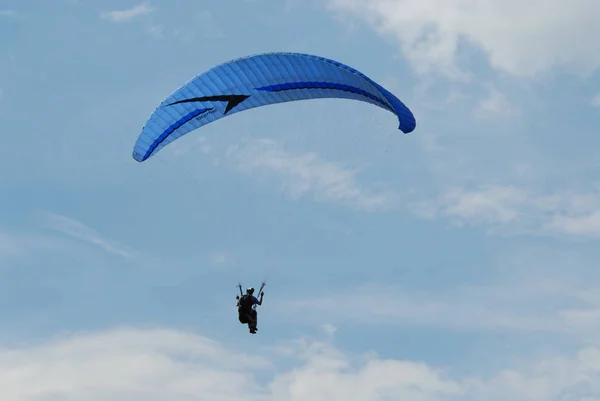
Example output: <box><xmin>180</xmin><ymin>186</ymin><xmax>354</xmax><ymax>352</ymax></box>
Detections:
<box><xmin>1</xmin><ymin>0</ymin><xmax>600</xmax><ymax>399</ymax></box>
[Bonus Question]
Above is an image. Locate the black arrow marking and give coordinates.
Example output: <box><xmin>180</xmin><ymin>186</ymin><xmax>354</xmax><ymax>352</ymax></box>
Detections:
<box><xmin>167</xmin><ymin>94</ymin><xmax>250</xmax><ymax>114</ymax></box>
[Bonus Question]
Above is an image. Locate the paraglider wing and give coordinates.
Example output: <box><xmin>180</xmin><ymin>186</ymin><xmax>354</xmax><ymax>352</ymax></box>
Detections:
<box><xmin>133</xmin><ymin>52</ymin><xmax>416</xmax><ymax>162</ymax></box>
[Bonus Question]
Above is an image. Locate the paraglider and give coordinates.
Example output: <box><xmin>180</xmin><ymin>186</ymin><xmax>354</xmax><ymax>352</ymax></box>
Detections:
<box><xmin>132</xmin><ymin>52</ymin><xmax>416</xmax><ymax>162</ymax></box>
<box><xmin>132</xmin><ymin>53</ymin><xmax>417</xmax><ymax>335</ymax></box>
<box><xmin>236</xmin><ymin>281</ymin><xmax>265</xmax><ymax>334</ymax></box>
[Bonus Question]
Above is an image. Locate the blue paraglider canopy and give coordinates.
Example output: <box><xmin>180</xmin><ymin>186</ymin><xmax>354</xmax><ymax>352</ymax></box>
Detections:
<box><xmin>133</xmin><ymin>52</ymin><xmax>417</xmax><ymax>162</ymax></box>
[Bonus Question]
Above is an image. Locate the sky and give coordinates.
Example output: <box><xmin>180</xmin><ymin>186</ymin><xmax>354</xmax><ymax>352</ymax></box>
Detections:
<box><xmin>1</xmin><ymin>0</ymin><xmax>600</xmax><ymax>400</ymax></box>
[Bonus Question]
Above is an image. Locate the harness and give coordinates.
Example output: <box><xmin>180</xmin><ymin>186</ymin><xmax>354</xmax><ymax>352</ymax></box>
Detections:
<box><xmin>238</xmin><ymin>295</ymin><xmax>253</xmax><ymax>313</ymax></box>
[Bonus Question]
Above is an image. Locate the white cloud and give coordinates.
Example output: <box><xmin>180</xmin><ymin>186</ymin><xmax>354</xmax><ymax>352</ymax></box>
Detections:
<box><xmin>100</xmin><ymin>4</ymin><xmax>154</xmax><ymax>23</ymax></box>
<box><xmin>269</xmin><ymin>347</ymin><xmax>463</xmax><ymax>401</ymax></box>
<box><xmin>549</xmin><ymin>211</ymin><xmax>600</xmax><ymax>237</ymax></box>
<box><xmin>167</xmin><ymin>136</ymin><xmax>215</xmax><ymax>158</ymax></box>
<box><xmin>472</xmin><ymin>347</ymin><xmax>600</xmax><ymax>400</ymax></box>
<box><xmin>171</xmin><ymin>135</ymin><xmax>600</xmax><ymax>234</ymax></box>
<box><xmin>227</xmin><ymin>139</ymin><xmax>396</xmax><ymax>211</ymax></box>
<box><xmin>591</xmin><ymin>93</ymin><xmax>600</xmax><ymax>107</ymax></box>
<box><xmin>2</xmin><ymin>326</ymin><xmax>600</xmax><ymax>400</ymax></box>
<box><xmin>0</xmin><ymin>327</ymin><xmax>269</xmax><ymax>401</ymax></box>
<box><xmin>410</xmin><ymin>185</ymin><xmax>600</xmax><ymax>237</ymax></box>
<box><xmin>40</xmin><ymin>212</ymin><xmax>136</xmax><ymax>259</ymax></box>
<box><xmin>326</xmin><ymin>0</ymin><xmax>600</xmax><ymax>78</ymax></box>
<box><xmin>411</xmin><ymin>185</ymin><xmax>533</xmax><ymax>224</ymax></box>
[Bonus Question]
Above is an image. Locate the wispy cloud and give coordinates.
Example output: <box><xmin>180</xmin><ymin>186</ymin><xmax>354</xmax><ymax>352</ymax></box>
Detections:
<box><xmin>0</xmin><ymin>229</ymin><xmax>74</xmax><ymax>261</ymax></box>
<box><xmin>475</xmin><ymin>85</ymin><xmax>517</xmax><ymax>118</ymax></box>
<box><xmin>165</xmin><ymin>136</ymin><xmax>600</xmax><ymax>232</ymax></box>
<box><xmin>2</xmin><ymin>325</ymin><xmax>600</xmax><ymax>400</ymax></box>
<box><xmin>0</xmin><ymin>9</ymin><xmax>18</xmax><ymax>17</ymax></box>
<box><xmin>284</xmin><ymin>286</ymin><xmax>537</xmax><ymax>332</ymax></box>
<box><xmin>209</xmin><ymin>251</ymin><xmax>230</xmax><ymax>266</ymax></box>
<box><xmin>156</xmin><ymin>136</ymin><xmax>396</xmax><ymax>212</ymax></box>
<box><xmin>100</xmin><ymin>4</ymin><xmax>154</xmax><ymax>23</ymax></box>
<box><xmin>40</xmin><ymin>212</ymin><xmax>136</xmax><ymax>259</ymax></box>
<box><xmin>147</xmin><ymin>24</ymin><xmax>164</xmax><ymax>39</ymax></box>
<box><xmin>227</xmin><ymin>139</ymin><xmax>396</xmax><ymax>211</ymax></box>
<box><xmin>410</xmin><ymin>185</ymin><xmax>600</xmax><ymax>238</ymax></box>
<box><xmin>281</xmin><ymin>271</ymin><xmax>600</xmax><ymax>339</ymax></box>
<box><xmin>0</xmin><ymin>232</ymin><xmax>30</xmax><ymax>259</ymax></box>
